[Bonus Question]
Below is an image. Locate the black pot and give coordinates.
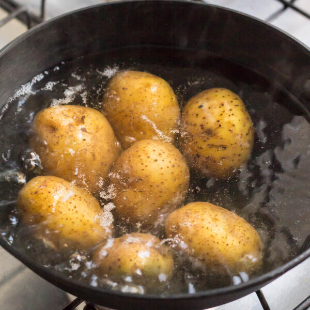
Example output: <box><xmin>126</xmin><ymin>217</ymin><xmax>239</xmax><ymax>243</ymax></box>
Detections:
<box><xmin>0</xmin><ymin>1</ymin><xmax>310</xmax><ymax>309</ymax></box>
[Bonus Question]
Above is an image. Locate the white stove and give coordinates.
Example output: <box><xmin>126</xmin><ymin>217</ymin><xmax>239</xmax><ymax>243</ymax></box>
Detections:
<box><xmin>0</xmin><ymin>1</ymin><xmax>310</xmax><ymax>309</ymax></box>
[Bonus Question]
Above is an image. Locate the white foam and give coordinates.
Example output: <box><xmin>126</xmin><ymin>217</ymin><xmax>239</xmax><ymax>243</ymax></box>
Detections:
<box><xmin>42</xmin><ymin>81</ymin><xmax>59</xmax><ymax>91</ymax></box>
<box><xmin>158</xmin><ymin>273</ymin><xmax>167</xmax><ymax>282</ymax></box>
<box><xmin>124</xmin><ymin>276</ymin><xmax>133</xmax><ymax>282</ymax></box>
<box><xmin>80</xmin><ymin>91</ymin><xmax>88</xmax><ymax>104</ymax></box>
<box><xmin>138</xmin><ymin>250</ymin><xmax>150</xmax><ymax>258</ymax></box>
<box><xmin>51</xmin><ymin>84</ymin><xmax>84</xmax><ymax>106</ymax></box>
<box><xmin>121</xmin><ymin>285</ymin><xmax>144</xmax><ymax>294</ymax></box>
<box><xmin>96</xmin><ymin>66</ymin><xmax>119</xmax><ymax>78</ymax></box>
<box><xmin>188</xmin><ymin>283</ymin><xmax>196</xmax><ymax>294</ymax></box>
<box><xmin>90</xmin><ymin>275</ymin><xmax>98</xmax><ymax>287</ymax></box>
<box><xmin>99</xmin><ymin>184</ymin><xmax>117</xmax><ymax>200</ymax></box>
<box><xmin>104</xmin><ymin>202</ymin><xmax>116</xmax><ymax>212</ymax></box>
<box><xmin>71</xmin><ymin>73</ymin><xmax>86</xmax><ymax>81</ymax></box>
<box><xmin>8</xmin><ymin>73</ymin><xmax>45</xmax><ymax>103</ymax></box>
<box><xmin>96</xmin><ymin>210</ymin><xmax>114</xmax><ymax>231</ymax></box>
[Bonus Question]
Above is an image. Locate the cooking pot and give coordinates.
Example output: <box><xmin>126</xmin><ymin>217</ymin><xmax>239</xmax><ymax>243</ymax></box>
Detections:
<box><xmin>1</xmin><ymin>1</ymin><xmax>310</xmax><ymax>309</ymax></box>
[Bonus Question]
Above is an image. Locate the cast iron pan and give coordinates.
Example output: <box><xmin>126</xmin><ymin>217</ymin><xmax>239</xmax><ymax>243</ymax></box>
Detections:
<box><xmin>1</xmin><ymin>1</ymin><xmax>310</xmax><ymax>309</ymax></box>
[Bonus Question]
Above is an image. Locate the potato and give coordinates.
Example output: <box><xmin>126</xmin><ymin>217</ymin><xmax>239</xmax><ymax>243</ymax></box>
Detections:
<box><xmin>102</xmin><ymin>71</ymin><xmax>180</xmax><ymax>149</ymax></box>
<box><xmin>165</xmin><ymin>202</ymin><xmax>262</xmax><ymax>274</ymax></box>
<box><xmin>17</xmin><ymin>176</ymin><xmax>112</xmax><ymax>249</ymax></box>
<box><xmin>180</xmin><ymin>88</ymin><xmax>254</xmax><ymax>179</ymax></box>
<box><xmin>31</xmin><ymin>105</ymin><xmax>121</xmax><ymax>194</ymax></box>
<box><xmin>110</xmin><ymin>139</ymin><xmax>189</xmax><ymax>227</ymax></box>
<box><xmin>93</xmin><ymin>233</ymin><xmax>173</xmax><ymax>283</ymax></box>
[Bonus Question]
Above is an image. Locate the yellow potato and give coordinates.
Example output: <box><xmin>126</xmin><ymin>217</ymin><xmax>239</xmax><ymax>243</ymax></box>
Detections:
<box><xmin>102</xmin><ymin>71</ymin><xmax>180</xmax><ymax>149</ymax></box>
<box><xmin>165</xmin><ymin>202</ymin><xmax>262</xmax><ymax>275</ymax></box>
<box><xmin>93</xmin><ymin>233</ymin><xmax>173</xmax><ymax>283</ymax></box>
<box><xmin>17</xmin><ymin>176</ymin><xmax>112</xmax><ymax>249</ymax></box>
<box><xmin>180</xmin><ymin>88</ymin><xmax>254</xmax><ymax>179</ymax></box>
<box><xmin>31</xmin><ymin>105</ymin><xmax>121</xmax><ymax>194</ymax></box>
<box><xmin>110</xmin><ymin>139</ymin><xmax>189</xmax><ymax>227</ymax></box>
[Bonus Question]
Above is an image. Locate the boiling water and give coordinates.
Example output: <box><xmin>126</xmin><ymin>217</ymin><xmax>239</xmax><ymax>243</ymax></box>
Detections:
<box><xmin>0</xmin><ymin>47</ymin><xmax>310</xmax><ymax>295</ymax></box>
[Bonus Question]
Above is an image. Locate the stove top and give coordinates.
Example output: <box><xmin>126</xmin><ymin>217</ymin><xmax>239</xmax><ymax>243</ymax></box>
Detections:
<box><xmin>0</xmin><ymin>1</ymin><xmax>310</xmax><ymax>309</ymax></box>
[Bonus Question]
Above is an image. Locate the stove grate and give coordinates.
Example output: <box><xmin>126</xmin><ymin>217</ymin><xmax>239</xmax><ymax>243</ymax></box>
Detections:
<box><xmin>274</xmin><ymin>0</ymin><xmax>310</xmax><ymax>20</ymax></box>
<box><xmin>64</xmin><ymin>298</ymin><xmax>97</xmax><ymax>310</ymax></box>
<box><xmin>0</xmin><ymin>0</ymin><xmax>45</xmax><ymax>29</ymax></box>
<box><xmin>63</xmin><ymin>289</ymin><xmax>310</xmax><ymax>310</ymax></box>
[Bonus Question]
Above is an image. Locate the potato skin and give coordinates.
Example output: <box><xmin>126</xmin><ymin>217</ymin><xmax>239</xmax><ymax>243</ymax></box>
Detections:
<box><xmin>165</xmin><ymin>202</ymin><xmax>262</xmax><ymax>274</ymax></box>
<box><xmin>93</xmin><ymin>233</ymin><xmax>173</xmax><ymax>281</ymax></box>
<box><xmin>180</xmin><ymin>88</ymin><xmax>254</xmax><ymax>179</ymax></box>
<box><xmin>31</xmin><ymin>105</ymin><xmax>121</xmax><ymax>194</ymax></box>
<box><xmin>110</xmin><ymin>140</ymin><xmax>189</xmax><ymax>227</ymax></box>
<box><xmin>102</xmin><ymin>71</ymin><xmax>180</xmax><ymax>149</ymax></box>
<box><xmin>17</xmin><ymin>176</ymin><xmax>112</xmax><ymax>249</ymax></box>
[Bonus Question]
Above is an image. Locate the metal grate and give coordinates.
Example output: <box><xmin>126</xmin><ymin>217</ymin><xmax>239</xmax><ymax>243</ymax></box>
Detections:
<box><xmin>63</xmin><ymin>290</ymin><xmax>310</xmax><ymax>310</ymax></box>
<box><xmin>0</xmin><ymin>0</ymin><xmax>309</xmax><ymax>310</ymax></box>
<box><xmin>273</xmin><ymin>0</ymin><xmax>310</xmax><ymax>20</ymax></box>
<box><xmin>63</xmin><ymin>298</ymin><xmax>97</xmax><ymax>310</ymax></box>
<box><xmin>0</xmin><ymin>0</ymin><xmax>45</xmax><ymax>29</ymax></box>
